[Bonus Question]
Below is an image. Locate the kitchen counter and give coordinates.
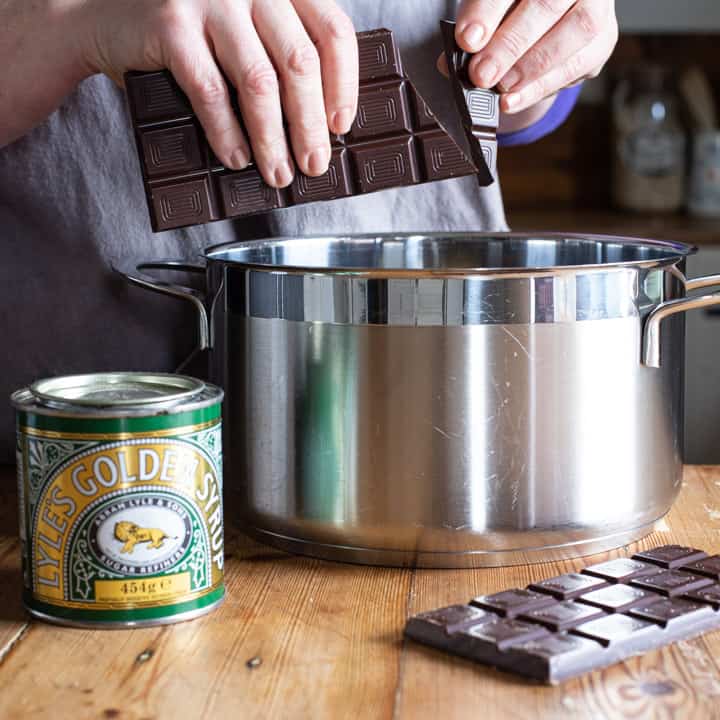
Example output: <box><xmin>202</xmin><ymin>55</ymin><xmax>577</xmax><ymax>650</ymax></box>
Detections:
<box><xmin>508</xmin><ymin>209</ymin><xmax>720</xmax><ymax>247</ymax></box>
<box><xmin>3</xmin><ymin>465</ymin><xmax>720</xmax><ymax>719</ymax></box>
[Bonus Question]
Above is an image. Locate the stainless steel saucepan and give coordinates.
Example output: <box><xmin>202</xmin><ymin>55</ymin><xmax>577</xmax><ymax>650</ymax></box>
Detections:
<box><xmin>115</xmin><ymin>233</ymin><xmax>720</xmax><ymax>567</ymax></box>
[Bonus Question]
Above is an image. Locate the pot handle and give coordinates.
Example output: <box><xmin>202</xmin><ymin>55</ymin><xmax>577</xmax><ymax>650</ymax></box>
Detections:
<box><xmin>643</xmin><ymin>273</ymin><xmax>720</xmax><ymax>368</ymax></box>
<box><xmin>111</xmin><ymin>258</ymin><xmax>210</xmax><ymax>352</ymax></box>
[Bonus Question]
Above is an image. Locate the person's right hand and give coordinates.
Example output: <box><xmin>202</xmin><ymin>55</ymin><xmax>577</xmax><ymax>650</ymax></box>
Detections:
<box><xmin>82</xmin><ymin>0</ymin><xmax>359</xmax><ymax>187</ymax></box>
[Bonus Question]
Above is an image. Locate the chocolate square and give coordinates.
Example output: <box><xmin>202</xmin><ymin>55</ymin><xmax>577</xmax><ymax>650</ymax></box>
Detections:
<box><xmin>509</xmin><ymin>634</ymin><xmax>604</xmax><ymax>683</ymax></box>
<box><xmin>570</xmin><ymin>614</ymin><xmax>658</xmax><ymax>648</ymax></box>
<box><xmin>519</xmin><ymin>601</ymin><xmax>605</xmax><ymax>632</ymax></box>
<box><xmin>529</xmin><ymin>573</ymin><xmax>608</xmax><ymax>600</ymax></box>
<box><xmin>682</xmin><ymin>555</ymin><xmax>720</xmax><ymax>580</ymax></box>
<box><xmin>140</xmin><ymin>123</ymin><xmax>204</xmax><ymax>178</ymax></box>
<box><xmin>475</xmin><ymin>134</ymin><xmax>498</xmax><ymax>177</ymax></box>
<box><xmin>417</xmin><ymin>130</ymin><xmax>477</xmax><ymax>181</ymax></box>
<box><xmin>289</xmin><ymin>148</ymin><xmax>353</xmax><ymax>204</ymax></box>
<box><xmin>357</xmin><ymin>28</ymin><xmax>403</xmax><ymax>82</ymax></box>
<box><xmin>410</xmin><ymin>604</ymin><xmax>493</xmax><ymax>635</ymax></box>
<box><xmin>632</xmin><ymin>545</ymin><xmax>708</xmax><ymax>569</ymax></box>
<box><xmin>471</xmin><ymin>588</ymin><xmax>556</xmax><ymax>618</ymax></box>
<box><xmin>577</xmin><ymin>584</ymin><xmax>657</xmax><ymax>613</ymax></box>
<box><xmin>631</xmin><ymin>569</ymin><xmax>713</xmax><ymax>597</ymax></box>
<box><xmin>126</xmin><ymin>71</ymin><xmax>191</xmax><ymax>123</ymax></box>
<box><xmin>462</xmin><ymin>617</ymin><xmax>550</xmax><ymax>651</ymax></box>
<box><xmin>582</xmin><ymin>558</ymin><xmax>658</xmax><ymax>583</ymax></box>
<box><xmin>464</xmin><ymin>87</ymin><xmax>501</xmax><ymax>129</ymax></box>
<box><xmin>218</xmin><ymin>168</ymin><xmax>284</xmax><ymax>217</ymax></box>
<box><xmin>684</xmin><ymin>583</ymin><xmax>720</xmax><ymax>609</ymax></box>
<box><xmin>628</xmin><ymin>598</ymin><xmax>714</xmax><ymax>628</ymax></box>
<box><xmin>350</xmin><ymin>81</ymin><xmax>412</xmax><ymax>141</ymax></box>
<box><xmin>351</xmin><ymin>137</ymin><xmax>420</xmax><ymax>193</ymax></box>
<box><xmin>149</xmin><ymin>175</ymin><xmax>214</xmax><ymax>231</ymax></box>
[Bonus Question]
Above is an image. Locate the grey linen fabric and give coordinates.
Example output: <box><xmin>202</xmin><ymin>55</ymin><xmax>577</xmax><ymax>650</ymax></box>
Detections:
<box><xmin>0</xmin><ymin>0</ymin><xmax>508</xmax><ymax>461</ymax></box>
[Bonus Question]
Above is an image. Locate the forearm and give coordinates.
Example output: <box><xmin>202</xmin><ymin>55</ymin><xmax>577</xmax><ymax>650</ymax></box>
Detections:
<box><xmin>0</xmin><ymin>0</ymin><xmax>93</xmax><ymax>148</ymax></box>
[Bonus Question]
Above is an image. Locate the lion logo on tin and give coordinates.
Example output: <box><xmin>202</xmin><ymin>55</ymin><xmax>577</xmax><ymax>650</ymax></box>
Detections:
<box><xmin>114</xmin><ymin>521</ymin><xmax>173</xmax><ymax>554</ymax></box>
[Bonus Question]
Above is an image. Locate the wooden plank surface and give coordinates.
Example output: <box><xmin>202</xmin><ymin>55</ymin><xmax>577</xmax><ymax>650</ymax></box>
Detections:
<box><xmin>2</xmin><ymin>465</ymin><xmax>720</xmax><ymax>719</ymax></box>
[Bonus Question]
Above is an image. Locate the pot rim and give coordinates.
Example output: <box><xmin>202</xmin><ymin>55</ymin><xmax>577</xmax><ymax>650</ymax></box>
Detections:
<box><xmin>204</xmin><ymin>232</ymin><xmax>697</xmax><ymax>278</ymax></box>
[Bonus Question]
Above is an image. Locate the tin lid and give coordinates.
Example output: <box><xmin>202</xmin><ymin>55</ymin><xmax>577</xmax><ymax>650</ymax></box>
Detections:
<box><xmin>29</xmin><ymin>373</ymin><xmax>206</xmax><ymax>408</ymax></box>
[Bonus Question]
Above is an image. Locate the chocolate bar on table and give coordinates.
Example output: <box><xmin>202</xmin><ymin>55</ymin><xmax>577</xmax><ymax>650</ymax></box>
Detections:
<box><xmin>440</xmin><ymin>20</ymin><xmax>500</xmax><ymax>186</ymax></box>
<box><xmin>125</xmin><ymin>29</ymin><xmax>481</xmax><ymax>232</ymax></box>
<box><xmin>405</xmin><ymin>545</ymin><xmax>720</xmax><ymax>684</ymax></box>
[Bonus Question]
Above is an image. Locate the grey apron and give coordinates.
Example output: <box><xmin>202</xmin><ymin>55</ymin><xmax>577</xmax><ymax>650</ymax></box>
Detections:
<box><xmin>0</xmin><ymin>0</ymin><xmax>507</xmax><ymax>462</ymax></box>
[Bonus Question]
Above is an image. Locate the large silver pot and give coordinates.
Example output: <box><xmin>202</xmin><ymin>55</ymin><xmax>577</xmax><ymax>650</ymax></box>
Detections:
<box><xmin>116</xmin><ymin>233</ymin><xmax>720</xmax><ymax>567</ymax></box>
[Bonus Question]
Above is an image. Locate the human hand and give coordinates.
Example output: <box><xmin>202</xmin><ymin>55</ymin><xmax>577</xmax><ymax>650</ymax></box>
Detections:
<box><xmin>442</xmin><ymin>0</ymin><xmax>618</xmax><ymax>115</ymax></box>
<box><xmin>83</xmin><ymin>0</ymin><xmax>358</xmax><ymax>187</ymax></box>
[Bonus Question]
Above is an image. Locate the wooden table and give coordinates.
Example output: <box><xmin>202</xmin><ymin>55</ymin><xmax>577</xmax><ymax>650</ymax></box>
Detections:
<box><xmin>3</xmin><ymin>466</ymin><xmax>720</xmax><ymax>719</ymax></box>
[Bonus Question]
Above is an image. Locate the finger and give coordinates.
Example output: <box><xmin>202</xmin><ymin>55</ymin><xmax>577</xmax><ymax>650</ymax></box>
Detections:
<box><xmin>498</xmin><ymin>0</ymin><xmax>617</xmax><ymax>92</ymax></box>
<box><xmin>162</xmin><ymin>27</ymin><xmax>251</xmax><ymax>171</ymax></box>
<box><xmin>456</xmin><ymin>0</ymin><xmax>516</xmax><ymax>54</ymax></box>
<box><xmin>290</xmin><ymin>0</ymin><xmax>358</xmax><ymax>135</ymax></box>
<box><xmin>254</xmin><ymin>0</ymin><xmax>331</xmax><ymax>177</ymax></box>
<box><xmin>436</xmin><ymin>53</ymin><xmax>449</xmax><ymax>77</ymax></box>
<box><xmin>501</xmin><ymin>34</ymin><xmax>608</xmax><ymax>114</ymax></box>
<box><xmin>468</xmin><ymin>0</ymin><xmax>577</xmax><ymax>89</ymax></box>
<box><xmin>208</xmin><ymin>5</ymin><xmax>294</xmax><ymax>188</ymax></box>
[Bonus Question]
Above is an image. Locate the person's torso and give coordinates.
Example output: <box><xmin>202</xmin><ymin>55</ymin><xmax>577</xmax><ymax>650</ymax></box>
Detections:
<box><xmin>0</xmin><ymin>0</ymin><xmax>507</xmax><ymax>462</ymax></box>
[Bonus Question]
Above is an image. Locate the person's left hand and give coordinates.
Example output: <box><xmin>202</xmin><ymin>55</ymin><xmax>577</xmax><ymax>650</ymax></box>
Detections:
<box><xmin>444</xmin><ymin>0</ymin><xmax>619</xmax><ymax>114</ymax></box>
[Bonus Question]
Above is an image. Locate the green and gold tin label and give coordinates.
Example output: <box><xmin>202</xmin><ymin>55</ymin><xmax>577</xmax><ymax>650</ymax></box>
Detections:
<box><xmin>16</xmin><ymin>409</ymin><xmax>224</xmax><ymax>624</ymax></box>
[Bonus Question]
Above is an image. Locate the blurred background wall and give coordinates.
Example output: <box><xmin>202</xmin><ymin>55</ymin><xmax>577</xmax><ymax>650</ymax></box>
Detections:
<box><xmin>617</xmin><ymin>0</ymin><xmax>720</xmax><ymax>31</ymax></box>
<box><xmin>502</xmin><ymin>0</ymin><xmax>720</xmax><ymax>463</ymax></box>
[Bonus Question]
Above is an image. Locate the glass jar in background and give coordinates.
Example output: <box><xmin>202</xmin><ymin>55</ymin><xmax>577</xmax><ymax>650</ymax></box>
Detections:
<box><xmin>613</xmin><ymin>66</ymin><xmax>687</xmax><ymax>213</ymax></box>
<box><xmin>689</xmin><ymin>132</ymin><xmax>720</xmax><ymax>218</ymax></box>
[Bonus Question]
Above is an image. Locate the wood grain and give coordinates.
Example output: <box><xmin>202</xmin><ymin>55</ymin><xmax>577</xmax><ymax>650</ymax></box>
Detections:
<box><xmin>0</xmin><ymin>468</ymin><xmax>28</xmax><ymax>665</ymax></box>
<box><xmin>2</xmin><ymin>465</ymin><xmax>720</xmax><ymax>719</ymax></box>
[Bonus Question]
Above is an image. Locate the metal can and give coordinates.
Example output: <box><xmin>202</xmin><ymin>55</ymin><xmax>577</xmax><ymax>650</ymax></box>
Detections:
<box><xmin>11</xmin><ymin>373</ymin><xmax>224</xmax><ymax>628</ymax></box>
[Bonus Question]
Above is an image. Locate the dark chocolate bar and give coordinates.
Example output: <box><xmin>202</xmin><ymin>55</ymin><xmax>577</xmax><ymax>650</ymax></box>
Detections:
<box><xmin>440</xmin><ymin>20</ymin><xmax>499</xmax><ymax>185</ymax></box>
<box><xmin>125</xmin><ymin>29</ymin><xmax>478</xmax><ymax>232</ymax></box>
<box><xmin>404</xmin><ymin>544</ymin><xmax>720</xmax><ymax>684</ymax></box>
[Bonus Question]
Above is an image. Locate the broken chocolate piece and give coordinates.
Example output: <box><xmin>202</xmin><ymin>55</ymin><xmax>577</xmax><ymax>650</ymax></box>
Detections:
<box><xmin>440</xmin><ymin>20</ymin><xmax>498</xmax><ymax>186</ymax></box>
<box><xmin>125</xmin><ymin>28</ymin><xmax>477</xmax><ymax>232</ymax></box>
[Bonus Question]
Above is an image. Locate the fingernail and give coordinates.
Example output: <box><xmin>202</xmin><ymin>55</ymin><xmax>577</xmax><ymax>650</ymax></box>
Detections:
<box><xmin>504</xmin><ymin>92</ymin><xmax>522</xmax><ymax>113</ymax></box>
<box><xmin>461</xmin><ymin>23</ymin><xmax>485</xmax><ymax>51</ymax></box>
<box><xmin>307</xmin><ymin>146</ymin><xmax>330</xmax><ymax>176</ymax></box>
<box><xmin>332</xmin><ymin>108</ymin><xmax>354</xmax><ymax>134</ymax></box>
<box><xmin>500</xmin><ymin>68</ymin><xmax>522</xmax><ymax>92</ymax></box>
<box><xmin>273</xmin><ymin>160</ymin><xmax>295</xmax><ymax>188</ymax></box>
<box><xmin>230</xmin><ymin>148</ymin><xmax>250</xmax><ymax>170</ymax></box>
<box><xmin>472</xmin><ymin>56</ymin><xmax>500</xmax><ymax>88</ymax></box>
